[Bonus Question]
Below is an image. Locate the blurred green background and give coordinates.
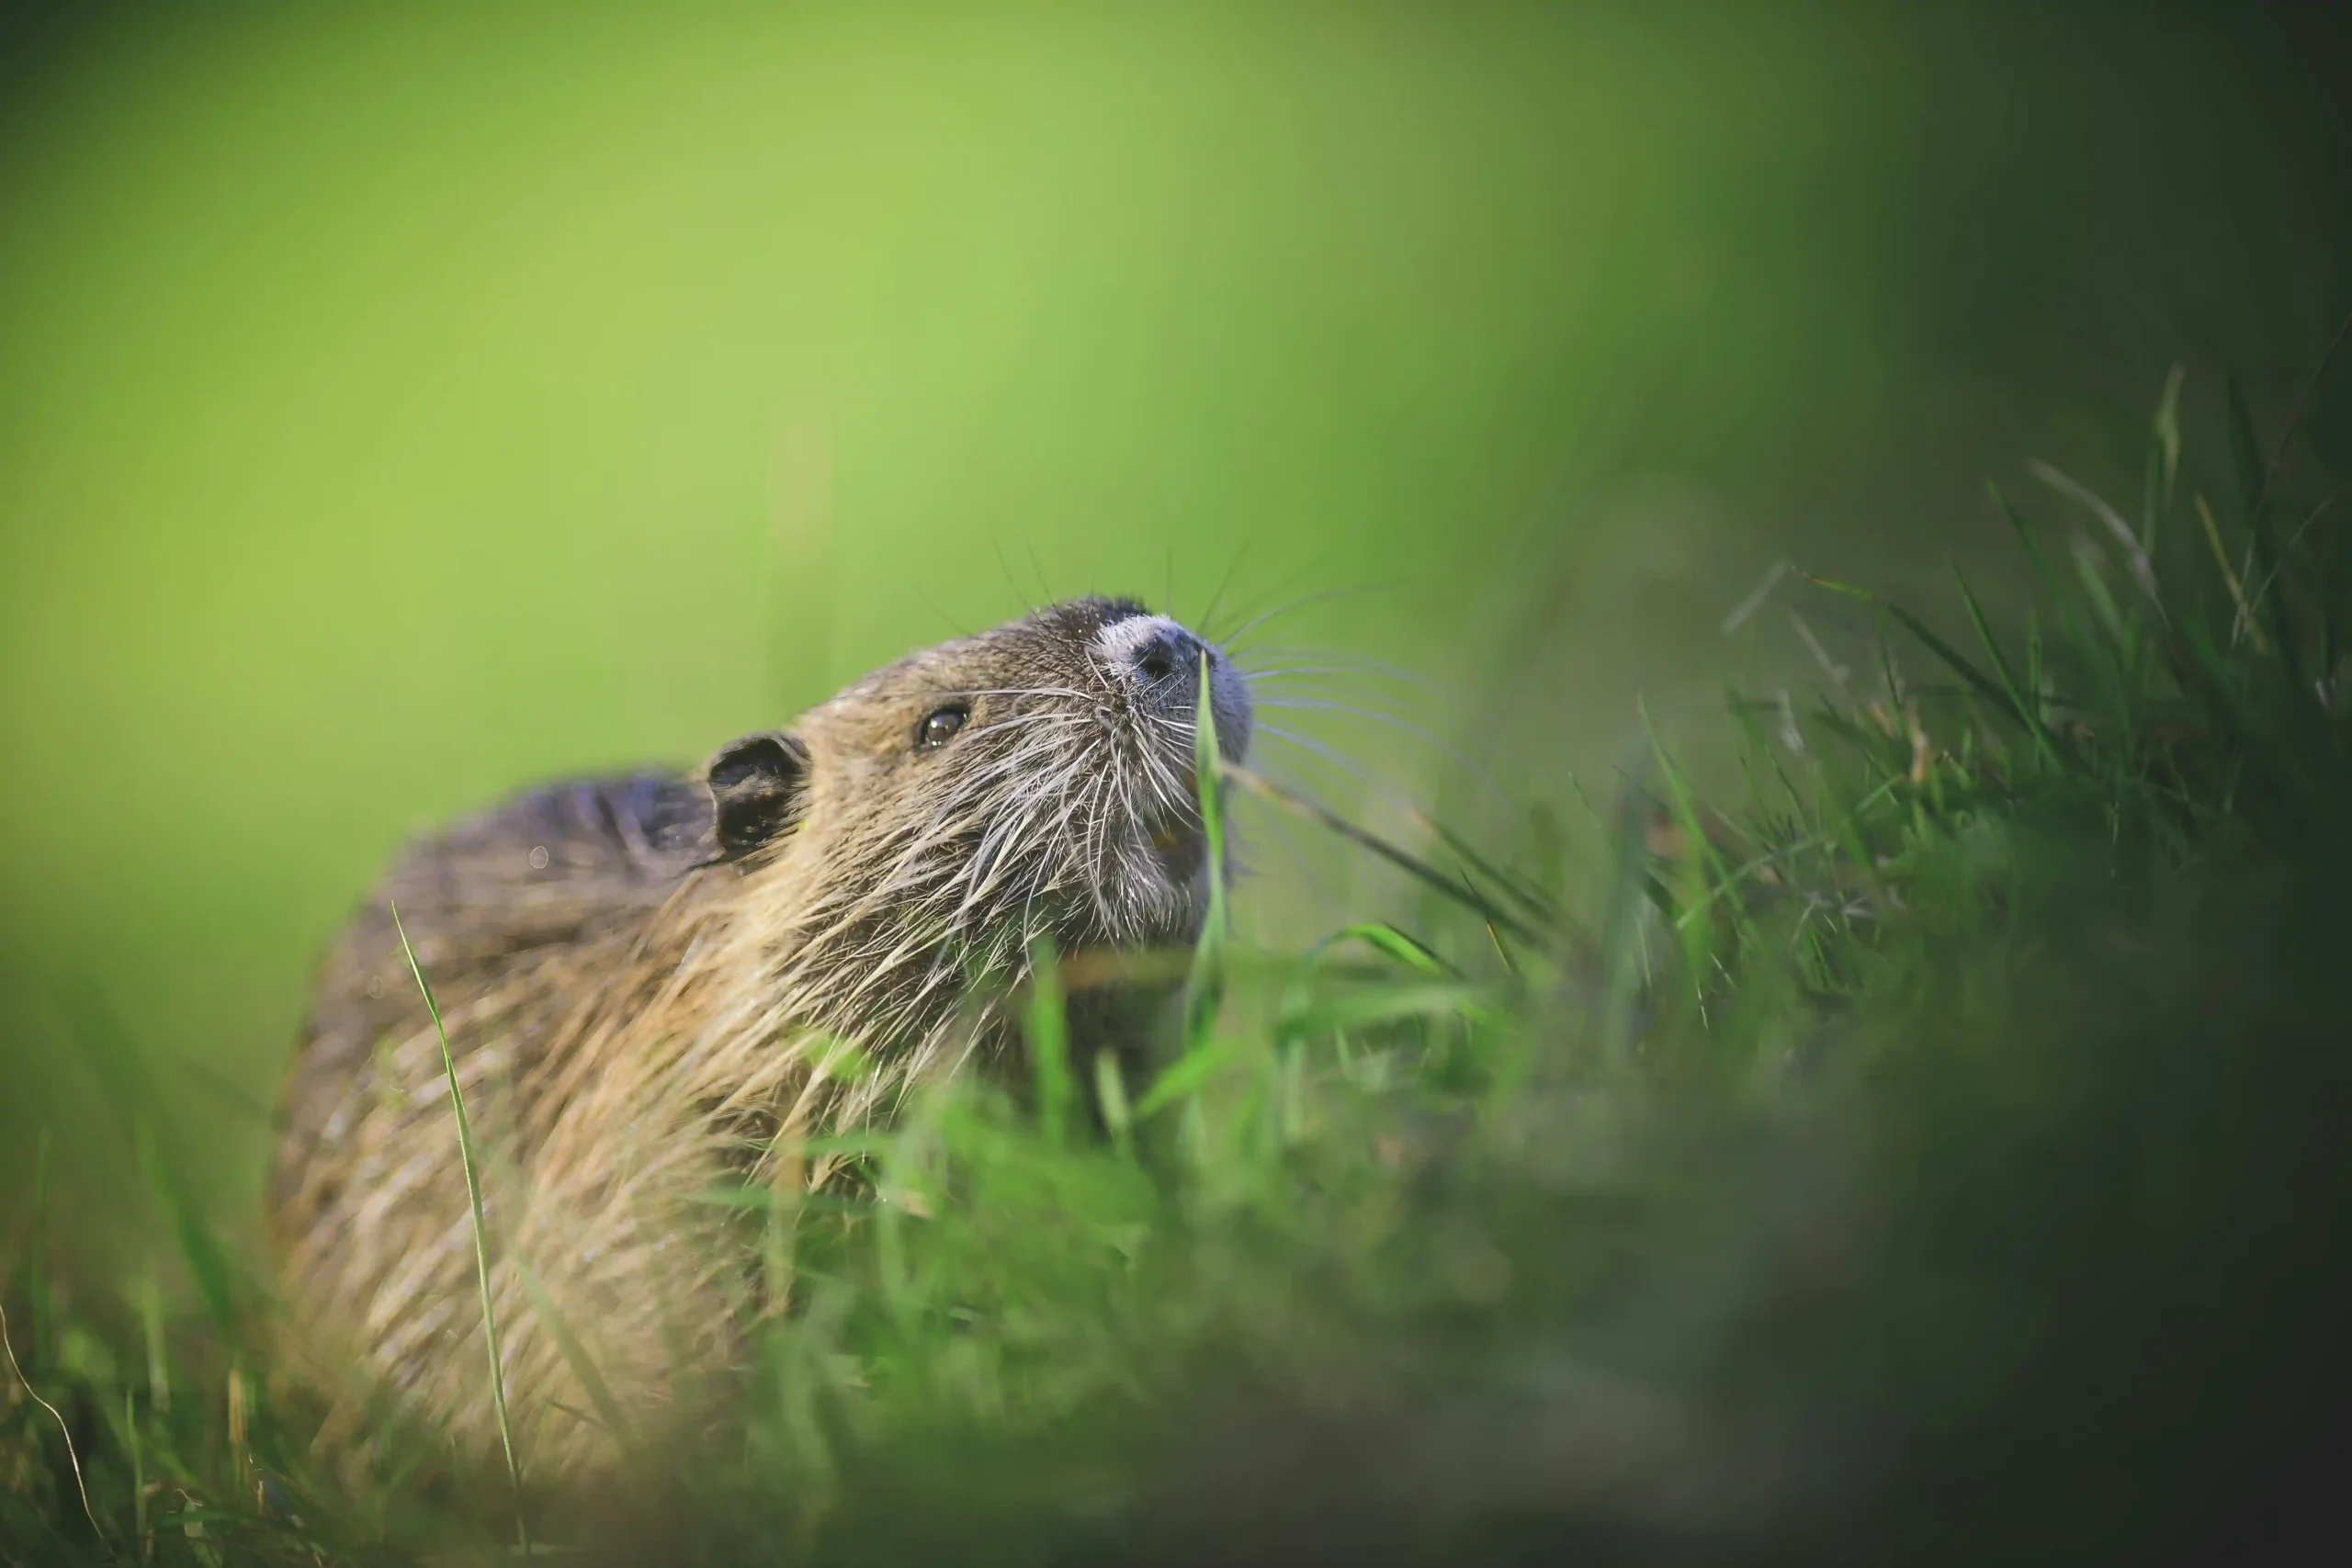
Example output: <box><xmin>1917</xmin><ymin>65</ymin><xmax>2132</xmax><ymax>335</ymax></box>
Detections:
<box><xmin>4</xmin><ymin>3</ymin><xmax>2347</xmax><ymax>1257</ymax></box>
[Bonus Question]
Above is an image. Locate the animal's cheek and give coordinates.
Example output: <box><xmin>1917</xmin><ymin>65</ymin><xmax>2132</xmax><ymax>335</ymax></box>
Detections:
<box><xmin>821</xmin><ymin>756</ymin><xmax>894</xmax><ymax>796</ymax></box>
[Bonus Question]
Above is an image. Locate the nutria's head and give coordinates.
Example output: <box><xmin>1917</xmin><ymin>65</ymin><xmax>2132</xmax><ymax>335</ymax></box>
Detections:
<box><xmin>694</xmin><ymin>597</ymin><xmax>1251</xmax><ymax>1046</ymax></box>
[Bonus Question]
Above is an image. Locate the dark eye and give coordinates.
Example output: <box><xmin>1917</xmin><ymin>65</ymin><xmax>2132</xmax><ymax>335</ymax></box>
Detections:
<box><xmin>915</xmin><ymin>705</ymin><xmax>968</xmax><ymax>751</ymax></box>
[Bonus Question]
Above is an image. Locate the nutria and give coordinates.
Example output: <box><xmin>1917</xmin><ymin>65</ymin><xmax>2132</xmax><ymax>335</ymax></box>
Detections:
<box><xmin>267</xmin><ymin>596</ymin><xmax>1253</xmax><ymax>1470</ymax></box>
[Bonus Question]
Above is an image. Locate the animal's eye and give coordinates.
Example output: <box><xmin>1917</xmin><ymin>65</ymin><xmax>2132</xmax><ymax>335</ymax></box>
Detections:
<box><xmin>915</xmin><ymin>705</ymin><xmax>968</xmax><ymax>751</ymax></box>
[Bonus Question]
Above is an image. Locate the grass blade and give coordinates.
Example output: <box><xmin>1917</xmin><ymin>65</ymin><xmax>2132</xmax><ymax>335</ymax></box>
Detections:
<box><xmin>1640</xmin><ymin>700</ymin><xmax>1742</xmax><ymax>1000</ymax></box>
<box><xmin>1280</xmin><ymin>981</ymin><xmax>1499</xmax><ymax>1039</ymax></box>
<box><xmin>2144</xmin><ymin>361</ymin><xmax>2185</xmax><ymax>551</ymax></box>
<box><xmin>141</xmin><ymin>1269</ymin><xmax>171</xmax><ymax>1415</ymax></box>
<box><xmin>1136</xmin><ymin>1038</ymin><xmax>1248</xmax><ymax>1119</ymax></box>
<box><xmin>2199</xmin><ymin>493</ymin><xmax>2270</xmax><ymax>656</ymax></box>
<box><xmin>1220</xmin><ymin>761</ymin><xmax>1539</xmax><ymax>942</ymax></box>
<box><xmin>1883</xmin><ymin>600</ymin><xmax>2022</xmax><ymax>728</ymax></box>
<box><xmin>2252</xmin><ymin>309</ymin><xmax>2352</xmax><ymax>518</ymax></box>
<box><xmin>1593</xmin><ymin>769</ymin><xmax>1657</xmax><ymax>1067</ymax></box>
<box><xmin>390</xmin><ymin>900</ymin><xmax>529</xmax><ymax>1557</ymax></box>
<box><xmin>28</xmin><ymin>1126</ymin><xmax>50</xmax><ymax>1364</ymax></box>
<box><xmin>1308</xmin><ymin>922</ymin><xmax>1455</xmax><ymax>976</ymax></box>
<box><xmin>2</xmin><ymin>1303</ymin><xmax>103</xmax><ymax>1544</ymax></box>
<box><xmin>1801</xmin><ymin>570</ymin><xmax>2043</xmax><ymax>738</ymax></box>
<box><xmin>2030</xmin><ymin>459</ymin><xmax>2165</xmax><ymax>619</ymax></box>
<box><xmin>1024</xmin><ymin>934</ymin><xmax>1075</xmax><ymax>1145</ymax></box>
<box><xmin>1184</xmin><ymin>653</ymin><xmax>1230</xmax><ymax>1048</ymax></box>
<box><xmin>1196</xmin><ymin>653</ymin><xmax>1229</xmax><ymax>942</ymax></box>
<box><xmin>1951</xmin><ymin>561</ymin><xmax>2063</xmax><ymax>770</ymax></box>
<box><xmin>1991</xmin><ymin>481</ymin><xmax>2132</xmax><ymax>736</ymax></box>
<box><xmin>1411</xmin><ymin>814</ymin><xmax>1561</xmax><ymax>931</ymax></box>
<box><xmin>2227</xmin><ymin>376</ymin><xmax>2309</xmax><ymax>693</ymax></box>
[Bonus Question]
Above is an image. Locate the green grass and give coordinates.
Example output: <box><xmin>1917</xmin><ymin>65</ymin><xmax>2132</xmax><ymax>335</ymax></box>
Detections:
<box><xmin>6</xmin><ymin>354</ymin><xmax>2352</xmax><ymax>1563</ymax></box>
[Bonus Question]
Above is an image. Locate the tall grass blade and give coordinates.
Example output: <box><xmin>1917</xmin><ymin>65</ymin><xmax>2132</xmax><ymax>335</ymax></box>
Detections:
<box><xmin>2226</xmin><ymin>373</ymin><xmax>2269</xmax><ymax>524</ymax></box>
<box><xmin>1883</xmin><ymin>601</ymin><xmax>2024</xmax><ymax>729</ymax></box>
<box><xmin>1220</xmin><ymin>761</ymin><xmax>1539</xmax><ymax>942</ymax></box>
<box><xmin>2199</xmin><ymin>493</ymin><xmax>2270</xmax><ymax>655</ymax></box>
<box><xmin>1136</xmin><ymin>1038</ymin><xmax>1247</xmax><ymax>1120</ymax></box>
<box><xmin>2229</xmin><ymin>377</ymin><xmax>2312</xmax><ymax>697</ymax></box>
<box><xmin>1952</xmin><ymin>561</ymin><xmax>2063</xmax><ymax>769</ymax></box>
<box><xmin>2250</xmin><ymin>309</ymin><xmax>2352</xmax><ymax>522</ymax></box>
<box><xmin>1411</xmin><ymin>814</ymin><xmax>1561</xmax><ymax>931</ymax></box>
<box><xmin>2031</xmin><ymin>459</ymin><xmax>2165</xmax><ymax>618</ymax></box>
<box><xmin>1307</xmin><ymin>922</ymin><xmax>1454</xmax><ymax>976</ymax></box>
<box><xmin>1993</xmin><ymin>481</ymin><xmax>2130</xmax><ymax>735</ymax></box>
<box><xmin>1281</xmin><ymin>981</ymin><xmax>1498</xmax><ymax>1039</ymax></box>
<box><xmin>28</xmin><ymin>1125</ymin><xmax>50</xmax><ymax>1365</ymax></box>
<box><xmin>1024</xmin><ymin>934</ymin><xmax>1075</xmax><ymax>1145</ymax></box>
<box><xmin>2145</xmin><ymin>362</ymin><xmax>2185</xmax><ymax>550</ymax></box>
<box><xmin>127</xmin><ymin>1387</ymin><xmax>148</xmax><ymax>1557</ymax></box>
<box><xmin>1092</xmin><ymin>1053</ymin><xmax>1134</xmax><ymax>1157</ymax></box>
<box><xmin>2</xmin><ymin>1303</ymin><xmax>103</xmax><ymax>1543</ymax></box>
<box><xmin>1639</xmin><ymin>701</ymin><xmax>1738</xmax><ymax>1001</ymax></box>
<box><xmin>2070</xmin><ymin>535</ymin><xmax>2133</xmax><ymax>657</ymax></box>
<box><xmin>1990</xmin><ymin>481</ymin><xmax>2069</xmax><ymax>620</ymax></box>
<box><xmin>141</xmin><ymin>1268</ymin><xmax>170</xmax><ymax>1415</ymax></box>
<box><xmin>1184</xmin><ymin>652</ymin><xmax>1229</xmax><ymax>1048</ymax></box>
<box><xmin>1593</xmin><ymin>761</ymin><xmax>1657</xmax><ymax>1067</ymax></box>
<box><xmin>389</xmin><ymin>900</ymin><xmax>529</xmax><ymax>1557</ymax></box>
<box><xmin>1802</xmin><ymin>568</ymin><xmax>2048</xmax><ymax>738</ymax></box>
<box><xmin>1195</xmin><ymin>653</ymin><xmax>1229</xmax><ymax>944</ymax></box>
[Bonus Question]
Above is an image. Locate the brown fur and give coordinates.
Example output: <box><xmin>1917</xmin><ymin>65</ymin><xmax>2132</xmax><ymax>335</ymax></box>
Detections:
<box><xmin>267</xmin><ymin>597</ymin><xmax>1252</xmax><ymax>1470</ymax></box>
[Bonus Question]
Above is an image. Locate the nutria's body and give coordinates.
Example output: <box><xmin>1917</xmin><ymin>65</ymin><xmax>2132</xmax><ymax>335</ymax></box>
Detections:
<box><xmin>268</xmin><ymin>598</ymin><xmax>1250</xmax><ymax>1468</ymax></box>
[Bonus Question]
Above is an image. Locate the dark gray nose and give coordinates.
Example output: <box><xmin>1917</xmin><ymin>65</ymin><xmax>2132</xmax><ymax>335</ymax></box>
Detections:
<box><xmin>1091</xmin><ymin>609</ymin><xmax>1252</xmax><ymax>759</ymax></box>
<box><xmin>1126</xmin><ymin>624</ymin><xmax>1204</xmax><ymax>688</ymax></box>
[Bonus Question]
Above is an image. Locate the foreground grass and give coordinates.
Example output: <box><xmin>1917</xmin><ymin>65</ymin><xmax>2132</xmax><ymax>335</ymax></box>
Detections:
<box><xmin>7</xmin><ymin>357</ymin><xmax>2352</xmax><ymax>1564</ymax></box>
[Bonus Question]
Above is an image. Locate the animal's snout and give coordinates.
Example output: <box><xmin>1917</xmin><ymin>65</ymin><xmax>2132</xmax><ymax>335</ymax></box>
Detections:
<box><xmin>1092</xmin><ymin>607</ymin><xmax>1252</xmax><ymax>761</ymax></box>
<box><xmin>1099</xmin><ymin>612</ymin><xmax>1216</xmax><ymax>697</ymax></box>
<box><xmin>1126</xmin><ymin>624</ymin><xmax>1205</xmax><ymax>688</ymax></box>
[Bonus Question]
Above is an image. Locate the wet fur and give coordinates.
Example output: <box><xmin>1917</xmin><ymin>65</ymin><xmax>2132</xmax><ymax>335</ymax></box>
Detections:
<box><xmin>267</xmin><ymin>597</ymin><xmax>1250</xmax><ymax>1470</ymax></box>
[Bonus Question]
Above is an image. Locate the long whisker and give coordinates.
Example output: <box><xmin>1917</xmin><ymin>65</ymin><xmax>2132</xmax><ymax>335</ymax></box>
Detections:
<box><xmin>1253</xmin><ymin>723</ymin><xmax>1393</xmax><ymax>796</ymax></box>
<box><xmin>1219</xmin><ymin>586</ymin><xmax>1395</xmax><ymax>653</ymax></box>
<box><xmin>1231</xmin><ymin>645</ymin><xmax>1443</xmax><ymax>694</ymax></box>
<box><xmin>1252</xmin><ymin>698</ymin><xmax>1507</xmax><ymax>806</ymax></box>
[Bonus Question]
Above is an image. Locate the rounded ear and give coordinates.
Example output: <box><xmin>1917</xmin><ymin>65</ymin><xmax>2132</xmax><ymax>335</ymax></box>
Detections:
<box><xmin>704</xmin><ymin>731</ymin><xmax>809</xmax><ymax>861</ymax></box>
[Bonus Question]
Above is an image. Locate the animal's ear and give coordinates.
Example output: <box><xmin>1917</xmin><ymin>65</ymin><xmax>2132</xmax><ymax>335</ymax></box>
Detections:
<box><xmin>704</xmin><ymin>731</ymin><xmax>810</xmax><ymax>862</ymax></box>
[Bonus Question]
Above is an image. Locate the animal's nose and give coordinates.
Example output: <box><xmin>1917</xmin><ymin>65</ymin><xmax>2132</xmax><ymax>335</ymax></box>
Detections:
<box><xmin>1126</xmin><ymin>624</ymin><xmax>1205</xmax><ymax>687</ymax></box>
